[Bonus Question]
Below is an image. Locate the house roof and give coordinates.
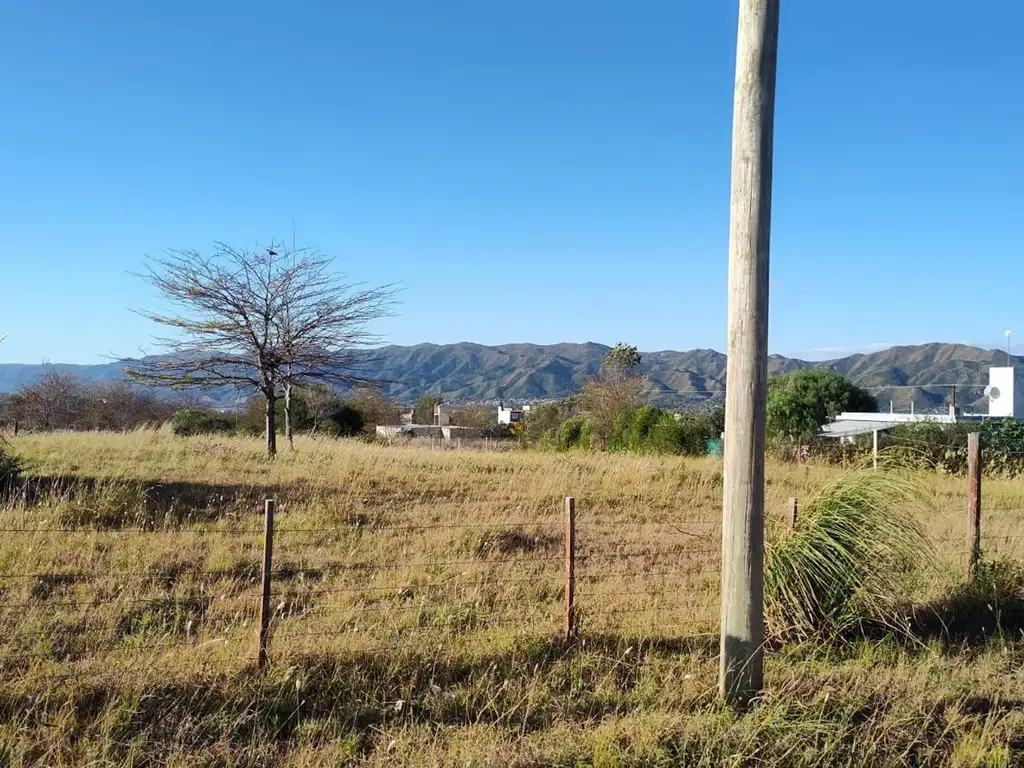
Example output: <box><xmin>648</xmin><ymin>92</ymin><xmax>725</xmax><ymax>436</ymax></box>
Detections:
<box><xmin>821</xmin><ymin>419</ymin><xmax>900</xmax><ymax>438</ymax></box>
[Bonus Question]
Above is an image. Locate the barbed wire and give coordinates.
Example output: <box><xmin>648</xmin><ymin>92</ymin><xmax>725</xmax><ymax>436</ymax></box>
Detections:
<box><xmin>4</xmin><ymin>620</ymin><xmax>256</xmax><ymax>639</ymax></box>
<box><xmin>0</xmin><ymin>566</ymin><xmax>262</xmax><ymax>580</ymax></box>
<box><xmin>577</xmin><ymin>569</ymin><xmax>719</xmax><ymax>581</ymax></box>
<box><xmin>274</xmin><ymin>521</ymin><xmax>561</xmax><ymax>534</ymax></box>
<box><xmin>577</xmin><ymin>548</ymin><xmax>720</xmax><ymax>559</ymax></box>
<box><xmin>272</xmin><ymin>600</ymin><xmax>539</xmax><ymax>616</ymax></box>
<box><xmin>272</xmin><ymin>616</ymin><xmax>545</xmax><ymax>639</ymax></box>
<box><xmin>0</xmin><ymin>637</ymin><xmax>233</xmax><ymax>664</ymax></box>
<box><xmin>270</xmin><ymin>555</ymin><xmax>563</xmax><ymax>573</ymax></box>
<box><xmin>0</xmin><ymin>592</ymin><xmax>262</xmax><ymax>609</ymax></box>
<box><xmin>0</xmin><ymin>526</ymin><xmax>262</xmax><ymax>536</ymax></box>
<box><xmin>582</xmin><ymin>520</ymin><xmax>719</xmax><ymax>529</ymax></box>
<box><xmin>580</xmin><ymin>605</ymin><xmax>715</xmax><ymax>617</ymax></box>
<box><xmin>575</xmin><ymin>590</ymin><xmax>690</xmax><ymax>599</ymax></box>
<box><xmin>270</xmin><ymin>576</ymin><xmax>555</xmax><ymax>599</ymax></box>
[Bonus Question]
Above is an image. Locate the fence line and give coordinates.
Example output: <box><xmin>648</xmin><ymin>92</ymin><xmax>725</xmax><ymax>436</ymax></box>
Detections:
<box><xmin>10</xmin><ymin>443</ymin><xmax>1017</xmax><ymax>667</ymax></box>
<box><xmin>0</xmin><ymin>493</ymin><xmax>726</xmax><ymax>665</ymax></box>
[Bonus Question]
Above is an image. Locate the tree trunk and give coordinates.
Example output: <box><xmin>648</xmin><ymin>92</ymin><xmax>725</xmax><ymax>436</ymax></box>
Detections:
<box><xmin>284</xmin><ymin>382</ymin><xmax>294</xmax><ymax>451</ymax></box>
<box><xmin>265</xmin><ymin>393</ymin><xmax>278</xmax><ymax>457</ymax></box>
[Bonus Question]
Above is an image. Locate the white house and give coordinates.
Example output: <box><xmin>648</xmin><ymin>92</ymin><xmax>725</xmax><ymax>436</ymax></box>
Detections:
<box><xmin>497</xmin><ymin>403</ymin><xmax>529</xmax><ymax>425</ymax></box>
<box><xmin>986</xmin><ymin>367</ymin><xmax>1024</xmax><ymax>418</ymax></box>
<box><xmin>821</xmin><ymin>366</ymin><xmax>1023</xmax><ymax>457</ymax></box>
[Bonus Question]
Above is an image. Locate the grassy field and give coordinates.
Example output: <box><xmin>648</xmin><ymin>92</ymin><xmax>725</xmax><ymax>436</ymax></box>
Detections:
<box><xmin>2</xmin><ymin>431</ymin><xmax>1024</xmax><ymax>766</ymax></box>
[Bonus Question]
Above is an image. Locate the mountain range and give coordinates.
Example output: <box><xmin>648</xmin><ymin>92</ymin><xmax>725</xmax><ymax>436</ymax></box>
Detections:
<box><xmin>0</xmin><ymin>342</ymin><xmax>1016</xmax><ymax>410</ymax></box>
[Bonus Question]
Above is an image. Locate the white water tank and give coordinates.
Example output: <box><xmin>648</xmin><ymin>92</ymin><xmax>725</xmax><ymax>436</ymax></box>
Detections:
<box><xmin>986</xmin><ymin>367</ymin><xmax>1024</xmax><ymax>418</ymax></box>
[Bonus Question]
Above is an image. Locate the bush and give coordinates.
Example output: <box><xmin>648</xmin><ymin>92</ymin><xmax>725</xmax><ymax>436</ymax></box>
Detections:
<box><xmin>648</xmin><ymin>413</ymin><xmax>690</xmax><ymax>455</ymax></box>
<box><xmin>830</xmin><ymin>419</ymin><xmax>1024</xmax><ymax>477</ymax></box>
<box><xmin>554</xmin><ymin>416</ymin><xmax>594</xmax><ymax>450</ymax></box>
<box><xmin>608</xmin><ymin>406</ymin><xmax>722</xmax><ymax>456</ymax></box>
<box><xmin>0</xmin><ymin>441</ymin><xmax>22</xmax><ymax>490</ymax></box>
<box><xmin>534</xmin><ymin>402</ymin><xmax>721</xmax><ymax>456</ymax></box>
<box><xmin>330</xmin><ymin>404</ymin><xmax>365</xmax><ymax>437</ymax></box>
<box><xmin>342</xmin><ymin>388</ymin><xmax>403</xmax><ymax>434</ymax></box>
<box><xmin>169</xmin><ymin>408</ymin><xmax>233</xmax><ymax>436</ymax></box>
<box><xmin>765</xmin><ymin>469</ymin><xmax>933</xmax><ymax>638</ymax></box>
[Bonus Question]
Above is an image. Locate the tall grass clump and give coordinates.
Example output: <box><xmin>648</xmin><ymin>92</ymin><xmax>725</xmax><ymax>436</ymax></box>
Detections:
<box><xmin>0</xmin><ymin>439</ymin><xmax>22</xmax><ymax>492</ymax></box>
<box><xmin>766</xmin><ymin>468</ymin><xmax>935</xmax><ymax>639</ymax></box>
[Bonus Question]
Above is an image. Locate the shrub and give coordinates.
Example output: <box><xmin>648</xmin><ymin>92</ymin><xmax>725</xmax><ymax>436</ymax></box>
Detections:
<box><xmin>520</xmin><ymin>402</ymin><xmax>563</xmax><ymax>443</ymax></box>
<box><xmin>169</xmin><ymin>408</ymin><xmax>233</xmax><ymax>436</ymax></box>
<box><xmin>648</xmin><ymin>412</ymin><xmax>690</xmax><ymax>455</ymax></box>
<box><xmin>608</xmin><ymin>406</ymin><xmax>716</xmax><ymax>456</ymax></box>
<box><xmin>330</xmin><ymin>404</ymin><xmax>365</xmax><ymax>437</ymax></box>
<box><xmin>236</xmin><ymin>396</ymin><xmax>313</xmax><ymax>436</ymax></box>
<box><xmin>837</xmin><ymin>420</ymin><xmax>1024</xmax><ymax>477</ymax></box>
<box><xmin>536</xmin><ymin>403</ymin><xmax>721</xmax><ymax>456</ymax></box>
<box><xmin>555</xmin><ymin>416</ymin><xmax>594</xmax><ymax>450</ymax></box>
<box><xmin>765</xmin><ymin>469</ymin><xmax>933</xmax><ymax>639</ymax></box>
<box><xmin>0</xmin><ymin>440</ymin><xmax>22</xmax><ymax>490</ymax></box>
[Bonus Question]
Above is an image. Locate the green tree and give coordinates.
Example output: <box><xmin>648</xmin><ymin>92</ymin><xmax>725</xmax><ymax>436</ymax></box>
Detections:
<box><xmin>345</xmin><ymin>386</ymin><xmax>403</xmax><ymax>433</ymax></box>
<box><xmin>412</xmin><ymin>394</ymin><xmax>443</xmax><ymax>425</ymax></box>
<box><xmin>169</xmin><ymin>408</ymin><xmax>233</xmax><ymax>436</ymax></box>
<box><xmin>521</xmin><ymin>402</ymin><xmax>566</xmax><ymax>444</ymax></box>
<box><xmin>604</xmin><ymin>343</ymin><xmax>642</xmax><ymax>377</ymax></box>
<box><xmin>584</xmin><ymin>343</ymin><xmax>645</xmax><ymax>445</ymax></box>
<box><xmin>237</xmin><ymin>395</ymin><xmax>313</xmax><ymax>436</ymax></box>
<box><xmin>766</xmin><ymin>370</ymin><xmax>876</xmax><ymax>442</ymax></box>
<box><xmin>450</xmin><ymin>405</ymin><xmax>496</xmax><ymax>430</ymax></box>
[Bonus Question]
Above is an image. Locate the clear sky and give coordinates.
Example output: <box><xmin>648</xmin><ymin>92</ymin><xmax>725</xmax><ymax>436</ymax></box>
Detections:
<box><xmin>1</xmin><ymin>1</ymin><xmax>1022</xmax><ymax>365</ymax></box>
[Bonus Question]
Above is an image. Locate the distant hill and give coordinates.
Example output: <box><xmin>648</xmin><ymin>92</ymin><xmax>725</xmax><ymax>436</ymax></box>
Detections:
<box><xmin>0</xmin><ymin>342</ymin><xmax>1018</xmax><ymax>410</ymax></box>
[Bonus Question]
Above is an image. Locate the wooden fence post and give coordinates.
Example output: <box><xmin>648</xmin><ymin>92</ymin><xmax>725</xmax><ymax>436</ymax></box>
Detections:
<box><xmin>967</xmin><ymin>432</ymin><xmax>982</xmax><ymax>580</ymax></box>
<box><xmin>564</xmin><ymin>496</ymin><xmax>576</xmax><ymax>642</ymax></box>
<box><xmin>257</xmin><ymin>498</ymin><xmax>275</xmax><ymax>667</ymax></box>
<box><xmin>787</xmin><ymin>497</ymin><xmax>798</xmax><ymax>531</ymax></box>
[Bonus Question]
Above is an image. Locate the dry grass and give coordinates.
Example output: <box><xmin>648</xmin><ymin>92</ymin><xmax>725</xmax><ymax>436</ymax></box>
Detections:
<box><xmin>0</xmin><ymin>431</ymin><xmax>1023</xmax><ymax>766</ymax></box>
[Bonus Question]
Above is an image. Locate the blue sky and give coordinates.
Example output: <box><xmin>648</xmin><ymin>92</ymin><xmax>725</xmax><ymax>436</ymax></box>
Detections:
<box><xmin>1</xmin><ymin>1</ymin><xmax>1022</xmax><ymax>365</ymax></box>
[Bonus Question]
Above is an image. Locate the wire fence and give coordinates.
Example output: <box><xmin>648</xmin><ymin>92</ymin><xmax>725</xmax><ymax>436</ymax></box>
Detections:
<box><xmin>5</xmin><ymin>430</ymin><xmax>1023</xmax><ymax>669</ymax></box>
<box><xmin>0</xmin><ymin>498</ymin><xmax>724</xmax><ymax>667</ymax></box>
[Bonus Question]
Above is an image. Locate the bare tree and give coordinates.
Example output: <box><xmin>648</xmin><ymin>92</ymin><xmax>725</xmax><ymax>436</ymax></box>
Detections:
<box><xmin>299</xmin><ymin>383</ymin><xmax>343</xmax><ymax>435</ymax></box>
<box><xmin>14</xmin><ymin>371</ymin><xmax>90</xmax><ymax>430</ymax></box>
<box><xmin>86</xmin><ymin>381</ymin><xmax>174</xmax><ymax>430</ymax></box>
<box><xmin>274</xmin><ymin>251</ymin><xmax>395</xmax><ymax>449</ymax></box>
<box><xmin>128</xmin><ymin>242</ymin><xmax>395</xmax><ymax>456</ymax></box>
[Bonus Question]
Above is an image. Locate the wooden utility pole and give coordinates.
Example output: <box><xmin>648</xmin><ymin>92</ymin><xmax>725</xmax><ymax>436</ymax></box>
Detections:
<box><xmin>967</xmin><ymin>432</ymin><xmax>982</xmax><ymax>579</ymax></box>
<box><xmin>719</xmin><ymin>0</ymin><xmax>780</xmax><ymax>707</ymax></box>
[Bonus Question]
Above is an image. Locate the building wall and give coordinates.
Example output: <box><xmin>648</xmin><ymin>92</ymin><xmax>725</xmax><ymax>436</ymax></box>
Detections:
<box><xmin>497</xmin><ymin>406</ymin><xmax>523</xmax><ymax>425</ymax></box>
<box><xmin>987</xmin><ymin>367</ymin><xmax>1024</xmax><ymax>418</ymax></box>
<box><xmin>433</xmin><ymin>404</ymin><xmax>451</xmax><ymax>427</ymax></box>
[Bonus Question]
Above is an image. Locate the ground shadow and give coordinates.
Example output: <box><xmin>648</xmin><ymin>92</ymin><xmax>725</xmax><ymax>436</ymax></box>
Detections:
<box><xmin>0</xmin><ymin>633</ymin><xmax>718</xmax><ymax>762</ymax></box>
<box><xmin>905</xmin><ymin>590</ymin><xmax>1024</xmax><ymax>647</ymax></box>
<box><xmin>568</xmin><ymin>630</ymin><xmax>719</xmax><ymax>657</ymax></box>
<box><xmin>7</xmin><ymin>474</ymin><xmax>289</xmax><ymax>527</ymax></box>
